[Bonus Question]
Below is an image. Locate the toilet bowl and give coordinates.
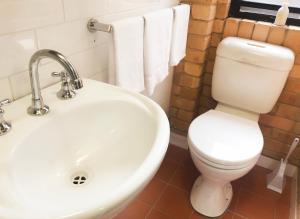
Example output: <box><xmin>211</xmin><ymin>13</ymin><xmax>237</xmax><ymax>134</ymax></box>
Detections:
<box><xmin>188</xmin><ymin>108</ymin><xmax>262</xmax><ymax>217</ymax></box>
<box><xmin>187</xmin><ymin>37</ymin><xmax>295</xmax><ymax>217</ymax></box>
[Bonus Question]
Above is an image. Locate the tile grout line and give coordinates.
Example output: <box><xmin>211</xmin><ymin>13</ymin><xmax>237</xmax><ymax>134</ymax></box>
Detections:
<box><xmin>144</xmin><ymin>159</ymin><xmax>183</xmax><ymax>218</ymax></box>
<box><xmin>144</xmin><ymin>179</ymin><xmax>169</xmax><ymax>219</ymax></box>
<box><xmin>230</xmin><ymin>187</ymin><xmax>245</xmax><ymax>218</ymax></box>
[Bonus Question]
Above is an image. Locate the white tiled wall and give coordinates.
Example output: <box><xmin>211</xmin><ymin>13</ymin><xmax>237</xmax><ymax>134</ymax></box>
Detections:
<box><xmin>0</xmin><ymin>0</ymin><xmax>179</xmax><ymax>111</ymax></box>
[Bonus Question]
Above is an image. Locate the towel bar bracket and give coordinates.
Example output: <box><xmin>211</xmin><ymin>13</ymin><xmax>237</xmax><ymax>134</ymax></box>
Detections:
<box><xmin>87</xmin><ymin>18</ymin><xmax>112</xmax><ymax>33</ymax></box>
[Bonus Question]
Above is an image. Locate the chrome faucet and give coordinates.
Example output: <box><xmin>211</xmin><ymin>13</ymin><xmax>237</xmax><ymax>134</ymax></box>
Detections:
<box><xmin>0</xmin><ymin>99</ymin><xmax>12</xmax><ymax>135</ymax></box>
<box><xmin>28</xmin><ymin>49</ymin><xmax>83</xmax><ymax>116</ymax></box>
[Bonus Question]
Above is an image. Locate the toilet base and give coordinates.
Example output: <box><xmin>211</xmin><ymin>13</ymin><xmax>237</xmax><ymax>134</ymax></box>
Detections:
<box><xmin>190</xmin><ymin>176</ymin><xmax>233</xmax><ymax>217</ymax></box>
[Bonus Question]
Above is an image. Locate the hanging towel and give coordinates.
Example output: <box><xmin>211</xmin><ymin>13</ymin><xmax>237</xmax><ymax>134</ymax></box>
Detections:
<box><xmin>109</xmin><ymin>17</ymin><xmax>145</xmax><ymax>92</ymax></box>
<box><xmin>169</xmin><ymin>4</ymin><xmax>190</xmax><ymax>66</ymax></box>
<box><xmin>144</xmin><ymin>8</ymin><xmax>173</xmax><ymax>95</ymax></box>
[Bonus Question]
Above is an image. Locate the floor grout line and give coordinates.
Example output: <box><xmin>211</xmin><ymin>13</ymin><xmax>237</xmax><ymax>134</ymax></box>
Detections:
<box><xmin>115</xmin><ymin>145</ymin><xmax>293</xmax><ymax>219</ymax></box>
<box><xmin>144</xmin><ymin>151</ymin><xmax>191</xmax><ymax>218</ymax></box>
<box><xmin>144</xmin><ymin>181</ymin><xmax>169</xmax><ymax>218</ymax></box>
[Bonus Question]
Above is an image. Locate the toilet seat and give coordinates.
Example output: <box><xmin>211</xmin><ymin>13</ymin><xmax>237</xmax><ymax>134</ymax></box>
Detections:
<box><xmin>188</xmin><ymin>110</ymin><xmax>263</xmax><ymax>169</ymax></box>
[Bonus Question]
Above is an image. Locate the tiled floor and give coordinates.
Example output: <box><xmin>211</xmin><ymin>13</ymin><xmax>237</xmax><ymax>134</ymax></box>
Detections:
<box><xmin>114</xmin><ymin>145</ymin><xmax>292</xmax><ymax>219</ymax></box>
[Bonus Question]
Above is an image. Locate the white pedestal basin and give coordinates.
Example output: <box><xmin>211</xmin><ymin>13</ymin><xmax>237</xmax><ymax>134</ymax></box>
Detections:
<box><xmin>0</xmin><ymin>79</ymin><xmax>170</xmax><ymax>219</ymax></box>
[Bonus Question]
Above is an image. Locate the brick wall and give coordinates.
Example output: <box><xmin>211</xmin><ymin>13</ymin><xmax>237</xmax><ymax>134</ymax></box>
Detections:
<box><xmin>170</xmin><ymin>0</ymin><xmax>300</xmax><ymax>166</ymax></box>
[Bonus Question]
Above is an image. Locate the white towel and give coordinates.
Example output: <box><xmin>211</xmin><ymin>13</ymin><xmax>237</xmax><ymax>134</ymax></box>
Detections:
<box><xmin>144</xmin><ymin>9</ymin><xmax>173</xmax><ymax>95</ymax></box>
<box><xmin>169</xmin><ymin>4</ymin><xmax>190</xmax><ymax>66</ymax></box>
<box><xmin>109</xmin><ymin>17</ymin><xmax>144</xmax><ymax>92</ymax></box>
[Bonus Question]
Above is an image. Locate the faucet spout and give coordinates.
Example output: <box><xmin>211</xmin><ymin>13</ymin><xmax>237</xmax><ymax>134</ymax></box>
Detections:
<box><xmin>28</xmin><ymin>49</ymin><xmax>83</xmax><ymax>116</ymax></box>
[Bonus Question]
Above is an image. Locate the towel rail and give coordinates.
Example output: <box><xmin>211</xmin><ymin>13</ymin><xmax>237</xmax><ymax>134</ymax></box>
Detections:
<box><xmin>87</xmin><ymin>18</ymin><xmax>112</xmax><ymax>33</ymax></box>
<box><xmin>87</xmin><ymin>4</ymin><xmax>189</xmax><ymax>33</ymax></box>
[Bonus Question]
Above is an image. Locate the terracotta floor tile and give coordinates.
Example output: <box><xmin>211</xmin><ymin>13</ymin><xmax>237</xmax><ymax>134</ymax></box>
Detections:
<box><xmin>138</xmin><ymin>177</ymin><xmax>167</xmax><ymax>205</ymax></box>
<box><xmin>155</xmin><ymin>158</ymin><xmax>179</xmax><ymax>183</ymax></box>
<box><xmin>277</xmin><ymin>177</ymin><xmax>292</xmax><ymax>204</ymax></box>
<box><xmin>232</xmin><ymin>177</ymin><xmax>243</xmax><ymax>191</ymax></box>
<box><xmin>235</xmin><ymin>189</ymin><xmax>276</xmax><ymax>219</ymax></box>
<box><xmin>154</xmin><ymin>185</ymin><xmax>193</xmax><ymax>219</ymax></box>
<box><xmin>275</xmin><ymin>202</ymin><xmax>290</xmax><ymax>219</ymax></box>
<box><xmin>190</xmin><ymin>210</ymin><xmax>242</xmax><ymax>219</ymax></box>
<box><xmin>147</xmin><ymin>209</ymin><xmax>171</xmax><ymax>219</ymax></box>
<box><xmin>114</xmin><ymin>199</ymin><xmax>151</xmax><ymax>219</ymax></box>
<box><xmin>189</xmin><ymin>211</ymin><xmax>208</xmax><ymax>218</ymax></box>
<box><xmin>239</xmin><ymin>166</ymin><xmax>281</xmax><ymax>201</ymax></box>
<box><xmin>232</xmin><ymin>213</ymin><xmax>247</xmax><ymax>219</ymax></box>
<box><xmin>114</xmin><ymin>145</ymin><xmax>292</xmax><ymax>219</ymax></box>
<box><xmin>165</xmin><ymin>145</ymin><xmax>190</xmax><ymax>166</ymax></box>
<box><xmin>170</xmin><ymin>162</ymin><xmax>199</xmax><ymax>191</ymax></box>
<box><xmin>220</xmin><ymin>211</ymin><xmax>236</xmax><ymax>219</ymax></box>
<box><xmin>228</xmin><ymin>188</ymin><xmax>240</xmax><ymax>211</ymax></box>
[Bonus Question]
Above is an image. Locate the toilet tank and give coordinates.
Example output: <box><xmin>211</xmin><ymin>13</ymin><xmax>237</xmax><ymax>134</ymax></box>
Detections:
<box><xmin>212</xmin><ymin>37</ymin><xmax>295</xmax><ymax>114</ymax></box>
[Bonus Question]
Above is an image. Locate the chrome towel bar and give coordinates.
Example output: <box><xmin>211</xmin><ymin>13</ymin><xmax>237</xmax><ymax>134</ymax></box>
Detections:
<box><xmin>87</xmin><ymin>18</ymin><xmax>112</xmax><ymax>33</ymax></box>
<box><xmin>87</xmin><ymin>3</ymin><xmax>189</xmax><ymax>33</ymax></box>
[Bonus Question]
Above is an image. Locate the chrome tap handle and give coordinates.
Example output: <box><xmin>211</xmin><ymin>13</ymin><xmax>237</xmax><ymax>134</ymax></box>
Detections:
<box><xmin>0</xmin><ymin>99</ymin><xmax>12</xmax><ymax>114</ymax></box>
<box><xmin>0</xmin><ymin>98</ymin><xmax>12</xmax><ymax>136</ymax></box>
<box><xmin>52</xmin><ymin>71</ymin><xmax>67</xmax><ymax>79</ymax></box>
<box><xmin>52</xmin><ymin>71</ymin><xmax>76</xmax><ymax>100</ymax></box>
<box><xmin>0</xmin><ymin>99</ymin><xmax>11</xmax><ymax>108</ymax></box>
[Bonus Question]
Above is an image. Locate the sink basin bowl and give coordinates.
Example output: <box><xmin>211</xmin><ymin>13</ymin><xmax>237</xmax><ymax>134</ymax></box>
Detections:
<box><xmin>0</xmin><ymin>79</ymin><xmax>170</xmax><ymax>219</ymax></box>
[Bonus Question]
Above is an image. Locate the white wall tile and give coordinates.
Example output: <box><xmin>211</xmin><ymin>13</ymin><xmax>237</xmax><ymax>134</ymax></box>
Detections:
<box><xmin>0</xmin><ymin>0</ymin><xmax>64</xmax><ymax>35</ymax></box>
<box><xmin>69</xmin><ymin>44</ymin><xmax>108</xmax><ymax>78</ymax></box>
<box><xmin>9</xmin><ymin>45</ymin><xmax>108</xmax><ymax>99</ymax></box>
<box><xmin>9</xmin><ymin>63</ymin><xmax>61</xmax><ymax>100</ymax></box>
<box><xmin>0</xmin><ymin>31</ymin><xmax>37</xmax><ymax>78</ymax></box>
<box><xmin>108</xmin><ymin>0</ymin><xmax>159</xmax><ymax>13</ymax></box>
<box><xmin>63</xmin><ymin>0</ymin><xmax>109</xmax><ymax>21</ymax></box>
<box><xmin>0</xmin><ymin>78</ymin><xmax>13</xmax><ymax>100</ymax></box>
<box><xmin>90</xmin><ymin>70</ymin><xmax>108</xmax><ymax>82</ymax></box>
<box><xmin>9</xmin><ymin>71</ymin><xmax>30</xmax><ymax>99</ymax></box>
<box><xmin>37</xmin><ymin>19</ymin><xmax>109</xmax><ymax>56</ymax></box>
<box><xmin>1</xmin><ymin>0</ymin><xmax>178</xmax><ymax>112</ymax></box>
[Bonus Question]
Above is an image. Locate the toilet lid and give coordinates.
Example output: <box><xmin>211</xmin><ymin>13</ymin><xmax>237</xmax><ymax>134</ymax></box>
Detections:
<box><xmin>188</xmin><ymin>110</ymin><xmax>263</xmax><ymax>168</ymax></box>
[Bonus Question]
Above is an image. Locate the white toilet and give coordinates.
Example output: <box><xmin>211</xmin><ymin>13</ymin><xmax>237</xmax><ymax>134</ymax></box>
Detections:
<box><xmin>188</xmin><ymin>37</ymin><xmax>295</xmax><ymax>217</ymax></box>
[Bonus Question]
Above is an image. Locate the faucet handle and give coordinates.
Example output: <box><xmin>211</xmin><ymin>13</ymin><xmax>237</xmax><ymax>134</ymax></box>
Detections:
<box><xmin>0</xmin><ymin>98</ymin><xmax>12</xmax><ymax>136</ymax></box>
<box><xmin>51</xmin><ymin>71</ymin><xmax>68</xmax><ymax>80</ymax></box>
<box><xmin>0</xmin><ymin>99</ymin><xmax>12</xmax><ymax>113</ymax></box>
<box><xmin>51</xmin><ymin>71</ymin><xmax>76</xmax><ymax>100</ymax></box>
<box><xmin>0</xmin><ymin>98</ymin><xmax>12</xmax><ymax>107</ymax></box>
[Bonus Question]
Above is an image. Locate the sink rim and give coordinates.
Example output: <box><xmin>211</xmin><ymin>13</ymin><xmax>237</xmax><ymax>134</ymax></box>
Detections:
<box><xmin>0</xmin><ymin>79</ymin><xmax>170</xmax><ymax>219</ymax></box>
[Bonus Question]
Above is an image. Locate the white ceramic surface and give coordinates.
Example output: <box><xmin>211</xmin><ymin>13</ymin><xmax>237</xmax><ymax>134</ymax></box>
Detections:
<box><xmin>213</xmin><ymin>37</ymin><xmax>295</xmax><ymax>114</ymax></box>
<box><xmin>188</xmin><ymin>37</ymin><xmax>294</xmax><ymax>217</ymax></box>
<box><xmin>0</xmin><ymin>79</ymin><xmax>170</xmax><ymax>219</ymax></box>
<box><xmin>188</xmin><ymin>110</ymin><xmax>263</xmax><ymax>169</ymax></box>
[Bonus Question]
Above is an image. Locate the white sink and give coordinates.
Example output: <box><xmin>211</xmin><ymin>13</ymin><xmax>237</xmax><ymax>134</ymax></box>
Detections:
<box><xmin>0</xmin><ymin>79</ymin><xmax>170</xmax><ymax>219</ymax></box>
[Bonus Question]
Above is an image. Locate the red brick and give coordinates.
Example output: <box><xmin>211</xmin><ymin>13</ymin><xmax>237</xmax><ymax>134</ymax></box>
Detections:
<box><xmin>223</xmin><ymin>18</ymin><xmax>240</xmax><ymax>37</ymax></box>
<box><xmin>215</xmin><ymin>3</ymin><xmax>230</xmax><ymax>19</ymax></box>
<box><xmin>187</xmin><ymin>34</ymin><xmax>211</xmax><ymax>50</ymax></box>
<box><xmin>237</xmin><ymin>19</ymin><xmax>255</xmax><ymax>38</ymax></box>
<box><xmin>170</xmin><ymin>117</ymin><xmax>190</xmax><ymax>131</ymax></box>
<box><xmin>189</xmin><ymin>19</ymin><xmax>214</xmax><ymax>35</ymax></box>
<box><xmin>173</xmin><ymin>72</ymin><xmax>201</xmax><ymax>88</ymax></box>
<box><xmin>289</xmin><ymin>65</ymin><xmax>300</xmax><ymax>79</ymax></box>
<box><xmin>283</xmin><ymin>26</ymin><xmax>300</xmax><ymax>53</ymax></box>
<box><xmin>171</xmin><ymin>96</ymin><xmax>196</xmax><ymax>111</ymax></box>
<box><xmin>185</xmin><ymin>49</ymin><xmax>206</xmax><ymax>64</ymax></box>
<box><xmin>213</xmin><ymin>19</ymin><xmax>225</xmax><ymax>33</ymax></box>
<box><xmin>259</xmin><ymin>114</ymin><xmax>294</xmax><ymax>131</ymax></box>
<box><xmin>276</xmin><ymin>104</ymin><xmax>300</xmax><ymax>122</ymax></box>
<box><xmin>191</xmin><ymin>4</ymin><xmax>216</xmax><ymax>21</ymax></box>
<box><xmin>279</xmin><ymin>91</ymin><xmax>300</xmax><ymax>107</ymax></box>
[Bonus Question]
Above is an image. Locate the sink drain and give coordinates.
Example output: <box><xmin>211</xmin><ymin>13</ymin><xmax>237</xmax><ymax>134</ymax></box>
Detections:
<box><xmin>71</xmin><ymin>172</ymin><xmax>88</xmax><ymax>185</ymax></box>
<box><xmin>72</xmin><ymin>176</ymin><xmax>87</xmax><ymax>185</ymax></box>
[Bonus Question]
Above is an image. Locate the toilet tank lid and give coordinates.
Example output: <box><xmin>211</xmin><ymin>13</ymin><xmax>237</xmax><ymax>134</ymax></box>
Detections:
<box><xmin>217</xmin><ymin>37</ymin><xmax>295</xmax><ymax>71</ymax></box>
